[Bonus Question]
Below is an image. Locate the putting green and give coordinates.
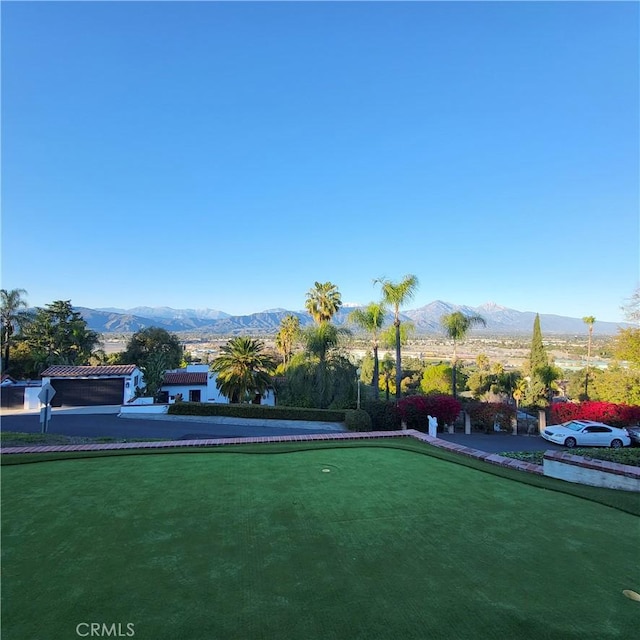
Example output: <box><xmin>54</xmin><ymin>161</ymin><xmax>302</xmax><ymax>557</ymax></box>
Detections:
<box><xmin>2</xmin><ymin>444</ymin><xmax>638</xmax><ymax>639</ymax></box>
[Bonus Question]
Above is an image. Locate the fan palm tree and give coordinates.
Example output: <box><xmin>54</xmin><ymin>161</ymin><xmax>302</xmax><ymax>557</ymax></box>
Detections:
<box><xmin>300</xmin><ymin>322</ymin><xmax>351</xmax><ymax>408</ymax></box>
<box><xmin>582</xmin><ymin>316</ymin><xmax>596</xmax><ymax>399</ymax></box>
<box><xmin>1</xmin><ymin>288</ymin><xmax>30</xmax><ymax>372</ymax></box>
<box><xmin>275</xmin><ymin>314</ymin><xmax>301</xmax><ymax>366</ymax></box>
<box><xmin>305</xmin><ymin>281</ymin><xmax>342</xmax><ymax>325</ymax></box>
<box><xmin>440</xmin><ymin>311</ymin><xmax>486</xmax><ymax>399</ymax></box>
<box><xmin>374</xmin><ymin>275</ymin><xmax>419</xmax><ymax>400</ymax></box>
<box><xmin>210</xmin><ymin>337</ymin><xmax>276</xmax><ymax>404</ymax></box>
<box><xmin>348</xmin><ymin>302</ymin><xmax>387</xmax><ymax>398</ymax></box>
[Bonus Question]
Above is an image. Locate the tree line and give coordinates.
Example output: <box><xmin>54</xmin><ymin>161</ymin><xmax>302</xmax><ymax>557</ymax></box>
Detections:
<box><xmin>2</xmin><ymin>285</ymin><xmax>638</xmax><ymax>409</ymax></box>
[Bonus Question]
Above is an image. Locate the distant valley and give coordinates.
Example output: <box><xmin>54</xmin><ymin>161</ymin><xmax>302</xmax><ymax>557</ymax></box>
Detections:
<box><xmin>73</xmin><ymin>302</ymin><xmax>631</xmax><ymax>336</ymax></box>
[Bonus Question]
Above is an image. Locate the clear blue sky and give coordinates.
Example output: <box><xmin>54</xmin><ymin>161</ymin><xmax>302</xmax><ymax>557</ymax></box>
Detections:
<box><xmin>2</xmin><ymin>1</ymin><xmax>638</xmax><ymax>322</ymax></box>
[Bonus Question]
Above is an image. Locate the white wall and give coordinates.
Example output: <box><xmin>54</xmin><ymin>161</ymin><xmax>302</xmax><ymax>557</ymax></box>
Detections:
<box><xmin>543</xmin><ymin>456</ymin><xmax>640</xmax><ymax>492</ymax></box>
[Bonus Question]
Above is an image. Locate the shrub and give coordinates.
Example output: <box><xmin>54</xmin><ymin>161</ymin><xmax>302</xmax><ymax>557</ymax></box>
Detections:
<box><xmin>396</xmin><ymin>394</ymin><xmax>462</xmax><ymax>432</ymax></box>
<box><xmin>361</xmin><ymin>400</ymin><xmax>400</xmax><ymax>431</ymax></box>
<box><xmin>464</xmin><ymin>401</ymin><xmax>515</xmax><ymax>433</ymax></box>
<box><xmin>344</xmin><ymin>409</ymin><xmax>372</xmax><ymax>432</ymax></box>
<box><xmin>550</xmin><ymin>401</ymin><xmax>640</xmax><ymax>427</ymax></box>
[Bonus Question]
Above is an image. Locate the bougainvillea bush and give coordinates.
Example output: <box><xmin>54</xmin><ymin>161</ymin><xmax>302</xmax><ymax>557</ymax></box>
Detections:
<box><xmin>550</xmin><ymin>401</ymin><xmax>640</xmax><ymax>428</ymax></box>
<box><xmin>464</xmin><ymin>401</ymin><xmax>516</xmax><ymax>433</ymax></box>
<box><xmin>396</xmin><ymin>394</ymin><xmax>462</xmax><ymax>431</ymax></box>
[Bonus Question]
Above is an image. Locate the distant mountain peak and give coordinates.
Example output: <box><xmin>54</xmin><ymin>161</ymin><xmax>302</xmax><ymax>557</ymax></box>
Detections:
<box><xmin>80</xmin><ymin>301</ymin><xmax>629</xmax><ymax>336</ymax></box>
<box><xmin>477</xmin><ymin>301</ymin><xmax>507</xmax><ymax>312</ymax></box>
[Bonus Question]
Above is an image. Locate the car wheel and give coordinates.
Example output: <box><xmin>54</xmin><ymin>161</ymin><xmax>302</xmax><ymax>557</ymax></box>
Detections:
<box><xmin>564</xmin><ymin>437</ymin><xmax>577</xmax><ymax>449</ymax></box>
<box><xmin>611</xmin><ymin>439</ymin><xmax>623</xmax><ymax>449</ymax></box>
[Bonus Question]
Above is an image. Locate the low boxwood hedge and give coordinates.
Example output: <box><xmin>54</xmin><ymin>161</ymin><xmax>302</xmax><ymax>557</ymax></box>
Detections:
<box><xmin>344</xmin><ymin>409</ymin><xmax>373</xmax><ymax>432</ymax></box>
<box><xmin>167</xmin><ymin>402</ymin><xmax>346</xmax><ymax>423</ymax></box>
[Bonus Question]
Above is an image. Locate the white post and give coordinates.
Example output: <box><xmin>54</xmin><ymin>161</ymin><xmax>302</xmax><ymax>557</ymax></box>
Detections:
<box><xmin>538</xmin><ymin>410</ymin><xmax>547</xmax><ymax>434</ymax></box>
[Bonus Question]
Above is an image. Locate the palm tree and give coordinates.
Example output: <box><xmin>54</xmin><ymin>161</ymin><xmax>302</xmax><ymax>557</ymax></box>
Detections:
<box><xmin>275</xmin><ymin>314</ymin><xmax>301</xmax><ymax>366</ymax></box>
<box><xmin>582</xmin><ymin>316</ymin><xmax>596</xmax><ymax>399</ymax></box>
<box><xmin>210</xmin><ymin>337</ymin><xmax>276</xmax><ymax>404</ymax></box>
<box><xmin>305</xmin><ymin>281</ymin><xmax>342</xmax><ymax>325</ymax></box>
<box><xmin>1</xmin><ymin>288</ymin><xmax>30</xmax><ymax>372</ymax></box>
<box><xmin>440</xmin><ymin>311</ymin><xmax>486</xmax><ymax>399</ymax></box>
<box><xmin>300</xmin><ymin>322</ymin><xmax>349</xmax><ymax>408</ymax></box>
<box><xmin>374</xmin><ymin>275</ymin><xmax>419</xmax><ymax>400</ymax></box>
<box><xmin>348</xmin><ymin>302</ymin><xmax>387</xmax><ymax>398</ymax></box>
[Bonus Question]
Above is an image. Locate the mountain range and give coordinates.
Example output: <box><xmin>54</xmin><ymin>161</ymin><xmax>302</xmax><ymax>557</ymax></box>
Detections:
<box><xmin>73</xmin><ymin>302</ymin><xmax>631</xmax><ymax>336</ymax></box>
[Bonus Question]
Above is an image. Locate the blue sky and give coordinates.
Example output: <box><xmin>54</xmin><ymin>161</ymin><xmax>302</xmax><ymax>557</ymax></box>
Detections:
<box><xmin>2</xmin><ymin>1</ymin><xmax>638</xmax><ymax>323</ymax></box>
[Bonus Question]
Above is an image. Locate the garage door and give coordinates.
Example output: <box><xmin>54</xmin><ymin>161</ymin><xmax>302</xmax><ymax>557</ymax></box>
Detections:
<box><xmin>50</xmin><ymin>378</ymin><xmax>124</xmax><ymax>407</ymax></box>
<box><xmin>1</xmin><ymin>387</ymin><xmax>25</xmax><ymax>409</ymax></box>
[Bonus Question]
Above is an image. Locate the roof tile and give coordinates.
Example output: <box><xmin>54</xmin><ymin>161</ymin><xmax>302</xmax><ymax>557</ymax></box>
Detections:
<box><xmin>40</xmin><ymin>365</ymin><xmax>138</xmax><ymax>377</ymax></box>
<box><xmin>162</xmin><ymin>372</ymin><xmax>209</xmax><ymax>386</ymax></box>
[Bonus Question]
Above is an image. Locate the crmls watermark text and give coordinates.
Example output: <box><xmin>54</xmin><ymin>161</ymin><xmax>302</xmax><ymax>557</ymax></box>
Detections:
<box><xmin>76</xmin><ymin>623</ymin><xmax>135</xmax><ymax>637</ymax></box>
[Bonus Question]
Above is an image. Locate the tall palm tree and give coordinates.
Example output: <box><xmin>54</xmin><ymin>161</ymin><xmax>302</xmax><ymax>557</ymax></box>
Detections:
<box><xmin>440</xmin><ymin>311</ymin><xmax>486</xmax><ymax>399</ymax></box>
<box><xmin>582</xmin><ymin>316</ymin><xmax>596</xmax><ymax>399</ymax></box>
<box><xmin>275</xmin><ymin>314</ymin><xmax>301</xmax><ymax>366</ymax></box>
<box><xmin>374</xmin><ymin>275</ymin><xmax>419</xmax><ymax>400</ymax></box>
<box><xmin>348</xmin><ymin>302</ymin><xmax>387</xmax><ymax>398</ymax></box>
<box><xmin>210</xmin><ymin>337</ymin><xmax>276</xmax><ymax>404</ymax></box>
<box><xmin>305</xmin><ymin>281</ymin><xmax>342</xmax><ymax>325</ymax></box>
<box><xmin>1</xmin><ymin>288</ymin><xmax>30</xmax><ymax>372</ymax></box>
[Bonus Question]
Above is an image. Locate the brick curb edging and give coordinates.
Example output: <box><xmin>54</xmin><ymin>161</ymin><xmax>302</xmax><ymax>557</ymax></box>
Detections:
<box><xmin>0</xmin><ymin>429</ymin><xmax>544</xmax><ymax>475</ymax></box>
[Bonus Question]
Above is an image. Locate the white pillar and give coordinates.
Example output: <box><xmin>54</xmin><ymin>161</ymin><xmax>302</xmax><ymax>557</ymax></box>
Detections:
<box><xmin>538</xmin><ymin>410</ymin><xmax>547</xmax><ymax>434</ymax></box>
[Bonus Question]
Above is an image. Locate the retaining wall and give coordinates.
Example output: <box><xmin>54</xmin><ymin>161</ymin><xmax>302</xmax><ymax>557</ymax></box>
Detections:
<box><xmin>543</xmin><ymin>450</ymin><xmax>640</xmax><ymax>492</ymax></box>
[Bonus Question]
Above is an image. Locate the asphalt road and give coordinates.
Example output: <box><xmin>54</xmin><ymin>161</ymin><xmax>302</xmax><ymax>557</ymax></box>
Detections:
<box><xmin>0</xmin><ymin>411</ymin><xmax>562</xmax><ymax>453</ymax></box>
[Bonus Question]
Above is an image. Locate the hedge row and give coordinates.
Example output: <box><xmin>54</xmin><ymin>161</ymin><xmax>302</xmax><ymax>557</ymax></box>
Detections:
<box><xmin>167</xmin><ymin>402</ymin><xmax>346</xmax><ymax>423</ymax></box>
<box><xmin>550</xmin><ymin>401</ymin><xmax>640</xmax><ymax>428</ymax></box>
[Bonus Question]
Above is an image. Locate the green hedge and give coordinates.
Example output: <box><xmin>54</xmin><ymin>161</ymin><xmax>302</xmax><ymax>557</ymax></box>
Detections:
<box><xmin>167</xmin><ymin>402</ymin><xmax>346</xmax><ymax>423</ymax></box>
<box><xmin>344</xmin><ymin>409</ymin><xmax>373</xmax><ymax>432</ymax></box>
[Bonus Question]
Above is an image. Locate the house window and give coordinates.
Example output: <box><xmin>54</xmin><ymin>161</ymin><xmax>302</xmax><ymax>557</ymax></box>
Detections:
<box><xmin>134</xmin><ymin>375</ymin><xmax>139</xmax><ymax>387</ymax></box>
<box><xmin>189</xmin><ymin>389</ymin><xmax>201</xmax><ymax>402</ymax></box>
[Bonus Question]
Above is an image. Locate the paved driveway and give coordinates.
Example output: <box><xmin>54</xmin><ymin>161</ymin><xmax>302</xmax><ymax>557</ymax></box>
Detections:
<box><xmin>0</xmin><ymin>409</ymin><xmax>561</xmax><ymax>453</ymax></box>
<box><xmin>0</xmin><ymin>411</ymin><xmax>347</xmax><ymax>441</ymax></box>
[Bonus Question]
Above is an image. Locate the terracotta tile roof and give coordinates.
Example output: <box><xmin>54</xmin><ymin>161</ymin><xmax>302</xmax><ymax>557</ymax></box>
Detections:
<box><xmin>40</xmin><ymin>365</ymin><xmax>139</xmax><ymax>378</ymax></box>
<box><xmin>1</xmin><ymin>374</ymin><xmax>16</xmax><ymax>384</ymax></box>
<box><xmin>162</xmin><ymin>372</ymin><xmax>208</xmax><ymax>386</ymax></box>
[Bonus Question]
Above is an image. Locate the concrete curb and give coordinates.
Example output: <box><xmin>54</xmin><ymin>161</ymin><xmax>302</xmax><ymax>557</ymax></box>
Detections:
<box><xmin>116</xmin><ymin>412</ymin><xmax>347</xmax><ymax>432</ymax></box>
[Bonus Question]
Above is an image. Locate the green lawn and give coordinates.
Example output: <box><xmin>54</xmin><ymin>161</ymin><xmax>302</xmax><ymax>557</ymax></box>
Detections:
<box><xmin>2</xmin><ymin>442</ymin><xmax>639</xmax><ymax>640</ymax></box>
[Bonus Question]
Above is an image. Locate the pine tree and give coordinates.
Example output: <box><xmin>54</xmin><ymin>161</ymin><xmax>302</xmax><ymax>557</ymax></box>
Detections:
<box><xmin>528</xmin><ymin>314</ymin><xmax>548</xmax><ymax>373</ymax></box>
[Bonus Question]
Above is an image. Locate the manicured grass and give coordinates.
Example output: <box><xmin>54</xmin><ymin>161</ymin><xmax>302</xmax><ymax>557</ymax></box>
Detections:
<box><xmin>2</xmin><ymin>442</ymin><xmax>638</xmax><ymax>640</ymax></box>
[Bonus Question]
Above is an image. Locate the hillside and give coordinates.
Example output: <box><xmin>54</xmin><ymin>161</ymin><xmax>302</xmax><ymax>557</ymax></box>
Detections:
<box><xmin>75</xmin><ymin>302</ymin><xmax>630</xmax><ymax>336</ymax></box>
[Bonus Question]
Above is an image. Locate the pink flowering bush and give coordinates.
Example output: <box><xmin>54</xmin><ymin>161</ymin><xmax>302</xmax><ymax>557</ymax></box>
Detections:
<box><xmin>397</xmin><ymin>394</ymin><xmax>462</xmax><ymax>431</ymax></box>
<box><xmin>550</xmin><ymin>401</ymin><xmax>640</xmax><ymax>428</ymax></box>
<box><xmin>464</xmin><ymin>402</ymin><xmax>516</xmax><ymax>433</ymax></box>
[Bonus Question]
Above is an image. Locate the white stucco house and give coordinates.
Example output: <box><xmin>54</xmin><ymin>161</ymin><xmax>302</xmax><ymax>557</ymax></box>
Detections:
<box><xmin>159</xmin><ymin>364</ymin><xmax>275</xmax><ymax>405</ymax></box>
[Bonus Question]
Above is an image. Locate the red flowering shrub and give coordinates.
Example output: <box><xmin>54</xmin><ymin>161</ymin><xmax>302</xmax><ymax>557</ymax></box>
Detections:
<box><xmin>396</xmin><ymin>394</ymin><xmax>462</xmax><ymax>431</ymax></box>
<box><xmin>464</xmin><ymin>402</ymin><xmax>516</xmax><ymax>433</ymax></box>
<box><xmin>550</xmin><ymin>401</ymin><xmax>640</xmax><ymax>428</ymax></box>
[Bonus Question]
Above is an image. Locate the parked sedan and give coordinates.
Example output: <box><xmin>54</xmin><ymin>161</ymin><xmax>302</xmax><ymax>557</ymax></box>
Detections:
<box><xmin>542</xmin><ymin>420</ymin><xmax>631</xmax><ymax>449</ymax></box>
<box><xmin>626</xmin><ymin>426</ymin><xmax>640</xmax><ymax>447</ymax></box>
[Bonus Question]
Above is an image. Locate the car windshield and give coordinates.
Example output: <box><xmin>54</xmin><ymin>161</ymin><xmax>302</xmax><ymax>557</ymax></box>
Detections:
<box><xmin>565</xmin><ymin>422</ymin><xmax>585</xmax><ymax>432</ymax></box>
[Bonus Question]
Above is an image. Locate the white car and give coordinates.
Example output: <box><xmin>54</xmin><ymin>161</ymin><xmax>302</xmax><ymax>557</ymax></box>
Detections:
<box><xmin>542</xmin><ymin>420</ymin><xmax>631</xmax><ymax>449</ymax></box>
